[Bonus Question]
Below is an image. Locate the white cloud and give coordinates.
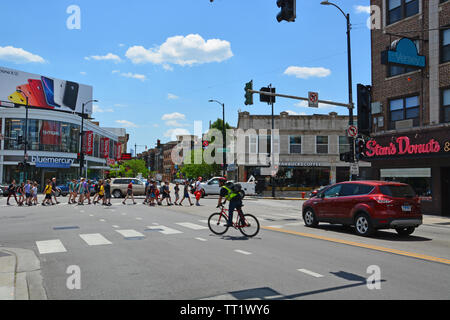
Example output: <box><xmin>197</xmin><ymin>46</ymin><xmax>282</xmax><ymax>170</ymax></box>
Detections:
<box><xmin>295</xmin><ymin>100</ymin><xmax>336</xmax><ymax>109</ymax></box>
<box><xmin>164</xmin><ymin>128</ymin><xmax>190</xmax><ymax>140</ymax></box>
<box><xmin>125</xmin><ymin>34</ymin><xmax>233</xmax><ymax>67</ymax></box>
<box><xmin>80</xmin><ymin>71</ymin><xmax>87</xmax><ymax>75</ymax></box>
<box><xmin>285</xmin><ymin>110</ymin><xmax>306</xmax><ymax>116</ymax></box>
<box><xmin>93</xmin><ymin>105</ymin><xmax>114</xmax><ymax>113</ymax></box>
<box><xmin>167</xmin><ymin>93</ymin><xmax>179</xmax><ymax>100</ymax></box>
<box><xmin>116</xmin><ymin>120</ymin><xmax>139</xmax><ymax>128</ymax></box>
<box><xmin>165</xmin><ymin>120</ymin><xmax>189</xmax><ymax>127</ymax></box>
<box><xmin>355</xmin><ymin>5</ymin><xmax>371</xmax><ymax>14</ymax></box>
<box><xmin>0</xmin><ymin>46</ymin><xmax>45</xmax><ymax>64</ymax></box>
<box><xmin>119</xmin><ymin>72</ymin><xmax>147</xmax><ymax>81</ymax></box>
<box><xmin>162</xmin><ymin>112</ymin><xmax>186</xmax><ymax>121</ymax></box>
<box><xmin>85</xmin><ymin>53</ymin><xmax>122</xmax><ymax>63</ymax></box>
<box><xmin>284</xmin><ymin>66</ymin><xmax>331</xmax><ymax>79</ymax></box>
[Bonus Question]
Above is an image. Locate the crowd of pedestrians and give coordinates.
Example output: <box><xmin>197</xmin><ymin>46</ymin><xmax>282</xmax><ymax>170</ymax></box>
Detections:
<box><xmin>4</xmin><ymin>176</ymin><xmax>205</xmax><ymax>208</ymax></box>
<box><xmin>5</xmin><ymin>177</ymin><xmax>112</xmax><ymax>206</ymax></box>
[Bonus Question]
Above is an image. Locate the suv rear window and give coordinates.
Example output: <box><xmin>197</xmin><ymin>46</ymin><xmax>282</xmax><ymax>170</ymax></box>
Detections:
<box><xmin>379</xmin><ymin>185</ymin><xmax>416</xmax><ymax>198</ymax></box>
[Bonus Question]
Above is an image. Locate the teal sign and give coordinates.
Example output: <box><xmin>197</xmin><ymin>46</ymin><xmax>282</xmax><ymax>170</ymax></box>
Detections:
<box><xmin>381</xmin><ymin>38</ymin><xmax>426</xmax><ymax>68</ymax></box>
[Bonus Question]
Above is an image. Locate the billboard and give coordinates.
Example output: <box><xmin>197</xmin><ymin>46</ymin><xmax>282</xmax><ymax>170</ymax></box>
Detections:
<box><xmin>0</xmin><ymin>66</ymin><xmax>93</xmax><ymax>115</ymax></box>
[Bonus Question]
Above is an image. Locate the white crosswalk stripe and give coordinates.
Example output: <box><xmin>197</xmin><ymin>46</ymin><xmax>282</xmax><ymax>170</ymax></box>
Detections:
<box><xmin>36</xmin><ymin>239</ymin><xmax>67</xmax><ymax>254</ymax></box>
<box><xmin>116</xmin><ymin>229</ymin><xmax>145</xmax><ymax>239</ymax></box>
<box><xmin>297</xmin><ymin>269</ymin><xmax>324</xmax><ymax>278</ymax></box>
<box><xmin>79</xmin><ymin>233</ymin><xmax>112</xmax><ymax>246</ymax></box>
<box><xmin>176</xmin><ymin>222</ymin><xmax>208</xmax><ymax>230</ymax></box>
<box><xmin>146</xmin><ymin>225</ymin><xmax>183</xmax><ymax>235</ymax></box>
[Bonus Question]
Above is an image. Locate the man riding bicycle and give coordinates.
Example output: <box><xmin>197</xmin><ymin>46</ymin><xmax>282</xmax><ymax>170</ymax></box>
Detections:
<box><xmin>217</xmin><ymin>177</ymin><xmax>243</xmax><ymax>227</ymax></box>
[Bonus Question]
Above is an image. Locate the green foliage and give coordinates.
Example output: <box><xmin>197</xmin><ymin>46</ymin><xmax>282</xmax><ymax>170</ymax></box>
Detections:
<box><xmin>180</xmin><ymin>149</ymin><xmax>220</xmax><ymax>179</ymax></box>
<box><xmin>107</xmin><ymin>159</ymin><xmax>149</xmax><ymax>178</ymax></box>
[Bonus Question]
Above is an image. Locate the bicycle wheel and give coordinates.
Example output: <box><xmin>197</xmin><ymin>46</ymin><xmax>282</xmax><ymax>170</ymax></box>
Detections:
<box><xmin>208</xmin><ymin>213</ymin><xmax>229</xmax><ymax>235</ymax></box>
<box><xmin>238</xmin><ymin>214</ymin><xmax>260</xmax><ymax>237</ymax></box>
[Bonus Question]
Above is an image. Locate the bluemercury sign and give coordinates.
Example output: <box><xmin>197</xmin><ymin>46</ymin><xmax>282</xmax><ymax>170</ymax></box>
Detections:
<box><xmin>31</xmin><ymin>156</ymin><xmax>75</xmax><ymax>168</ymax></box>
<box><xmin>364</xmin><ymin>131</ymin><xmax>450</xmax><ymax>160</ymax></box>
<box><xmin>381</xmin><ymin>38</ymin><xmax>426</xmax><ymax>68</ymax></box>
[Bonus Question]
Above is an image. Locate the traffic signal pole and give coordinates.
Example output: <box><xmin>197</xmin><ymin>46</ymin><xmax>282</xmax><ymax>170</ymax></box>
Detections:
<box><xmin>246</xmin><ymin>89</ymin><xmax>352</xmax><ymax>109</ymax></box>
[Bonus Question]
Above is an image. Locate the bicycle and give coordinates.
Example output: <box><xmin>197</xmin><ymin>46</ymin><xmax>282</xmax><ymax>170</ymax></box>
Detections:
<box><xmin>208</xmin><ymin>205</ymin><xmax>260</xmax><ymax>237</ymax></box>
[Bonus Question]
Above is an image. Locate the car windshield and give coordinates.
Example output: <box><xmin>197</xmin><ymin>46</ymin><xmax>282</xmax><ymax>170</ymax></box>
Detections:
<box><xmin>379</xmin><ymin>185</ymin><xmax>416</xmax><ymax>198</ymax></box>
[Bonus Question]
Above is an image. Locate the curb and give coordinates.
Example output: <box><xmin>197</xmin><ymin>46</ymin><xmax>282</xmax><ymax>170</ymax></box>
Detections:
<box><xmin>0</xmin><ymin>247</ymin><xmax>47</xmax><ymax>300</ymax></box>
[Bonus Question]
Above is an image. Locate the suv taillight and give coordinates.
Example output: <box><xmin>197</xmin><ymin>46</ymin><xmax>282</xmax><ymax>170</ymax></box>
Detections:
<box><xmin>372</xmin><ymin>196</ymin><xmax>393</xmax><ymax>204</ymax></box>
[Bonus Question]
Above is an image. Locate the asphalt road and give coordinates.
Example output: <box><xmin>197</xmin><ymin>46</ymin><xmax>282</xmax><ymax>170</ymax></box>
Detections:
<box><xmin>0</xmin><ymin>195</ymin><xmax>449</xmax><ymax>300</ymax></box>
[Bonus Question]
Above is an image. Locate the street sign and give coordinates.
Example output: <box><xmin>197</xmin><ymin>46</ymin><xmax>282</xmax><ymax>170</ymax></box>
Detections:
<box><xmin>350</xmin><ymin>162</ymin><xmax>359</xmax><ymax>176</ymax></box>
<box><xmin>308</xmin><ymin>92</ymin><xmax>319</xmax><ymax>108</ymax></box>
<box><xmin>217</xmin><ymin>148</ymin><xmax>230</xmax><ymax>153</ymax></box>
<box><xmin>347</xmin><ymin>125</ymin><xmax>358</xmax><ymax>137</ymax></box>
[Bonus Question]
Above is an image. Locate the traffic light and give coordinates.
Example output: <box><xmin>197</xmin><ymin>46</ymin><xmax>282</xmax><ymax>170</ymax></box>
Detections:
<box><xmin>260</xmin><ymin>87</ymin><xmax>276</xmax><ymax>104</ymax></box>
<box><xmin>17</xmin><ymin>135</ymin><xmax>23</xmax><ymax>145</ymax></box>
<box><xmin>276</xmin><ymin>0</ymin><xmax>296</xmax><ymax>23</ymax></box>
<box><xmin>77</xmin><ymin>153</ymin><xmax>85</xmax><ymax>162</ymax></box>
<box><xmin>340</xmin><ymin>151</ymin><xmax>353</xmax><ymax>163</ymax></box>
<box><xmin>355</xmin><ymin>138</ymin><xmax>367</xmax><ymax>160</ymax></box>
<box><xmin>17</xmin><ymin>162</ymin><xmax>24</xmax><ymax>171</ymax></box>
<box><xmin>244</xmin><ymin>80</ymin><xmax>253</xmax><ymax>106</ymax></box>
<box><xmin>157</xmin><ymin>139</ymin><xmax>161</xmax><ymax>148</ymax></box>
<box><xmin>357</xmin><ymin>84</ymin><xmax>372</xmax><ymax>136</ymax></box>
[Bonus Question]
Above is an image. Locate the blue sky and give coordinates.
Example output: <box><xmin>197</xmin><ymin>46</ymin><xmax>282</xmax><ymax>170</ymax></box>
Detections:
<box><xmin>0</xmin><ymin>0</ymin><xmax>371</xmax><ymax>153</ymax></box>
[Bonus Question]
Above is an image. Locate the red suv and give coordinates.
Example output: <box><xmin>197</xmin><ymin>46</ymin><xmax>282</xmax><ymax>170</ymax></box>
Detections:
<box><xmin>302</xmin><ymin>181</ymin><xmax>422</xmax><ymax>237</ymax></box>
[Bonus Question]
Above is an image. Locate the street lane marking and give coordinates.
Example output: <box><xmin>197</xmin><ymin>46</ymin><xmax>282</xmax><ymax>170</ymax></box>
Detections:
<box><xmin>297</xmin><ymin>269</ymin><xmax>324</xmax><ymax>278</ymax></box>
<box><xmin>145</xmin><ymin>225</ymin><xmax>183</xmax><ymax>235</ymax></box>
<box><xmin>79</xmin><ymin>233</ymin><xmax>112</xmax><ymax>246</ymax></box>
<box><xmin>198</xmin><ymin>219</ymin><xmax>208</xmax><ymax>224</ymax></box>
<box><xmin>234</xmin><ymin>250</ymin><xmax>252</xmax><ymax>255</ymax></box>
<box><xmin>99</xmin><ymin>219</ymin><xmax>106</xmax><ymax>222</ymax></box>
<box><xmin>112</xmin><ymin>225</ymin><xmax>120</xmax><ymax>229</ymax></box>
<box><xmin>195</xmin><ymin>237</ymin><xmax>207</xmax><ymax>242</ymax></box>
<box><xmin>116</xmin><ymin>229</ymin><xmax>145</xmax><ymax>239</ymax></box>
<box><xmin>176</xmin><ymin>222</ymin><xmax>208</xmax><ymax>230</ymax></box>
<box><xmin>53</xmin><ymin>226</ymin><xmax>79</xmax><ymax>230</ymax></box>
<box><xmin>136</xmin><ymin>217</ymin><xmax>142</xmax><ymax>220</ymax></box>
<box><xmin>263</xmin><ymin>226</ymin><xmax>450</xmax><ymax>265</ymax></box>
<box><xmin>36</xmin><ymin>240</ymin><xmax>67</xmax><ymax>254</ymax></box>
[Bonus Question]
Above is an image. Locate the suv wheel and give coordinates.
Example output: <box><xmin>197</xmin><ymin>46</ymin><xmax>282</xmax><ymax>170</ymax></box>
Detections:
<box><xmin>354</xmin><ymin>213</ymin><xmax>374</xmax><ymax>237</ymax></box>
<box><xmin>112</xmin><ymin>190</ymin><xmax>122</xmax><ymax>198</ymax></box>
<box><xmin>395</xmin><ymin>227</ymin><xmax>415</xmax><ymax>236</ymax></box>
<box><xmin>303</xmin><ymin>208</ymin><xmax>319</xmax><ymax>227</ymax></box>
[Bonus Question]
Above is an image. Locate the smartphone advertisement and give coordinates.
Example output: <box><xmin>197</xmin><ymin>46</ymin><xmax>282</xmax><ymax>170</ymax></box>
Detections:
<box><xmin>0</xmin><ymin>66</ymin><xmax>93</xmax><ymax>115</ymax></box>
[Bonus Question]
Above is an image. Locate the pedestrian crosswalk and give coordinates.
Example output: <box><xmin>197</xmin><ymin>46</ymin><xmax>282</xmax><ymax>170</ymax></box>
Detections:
<box><xmin>35</xmin><ymin>219</ymin><xmax>213</xmax><ymax>255</ymax></box>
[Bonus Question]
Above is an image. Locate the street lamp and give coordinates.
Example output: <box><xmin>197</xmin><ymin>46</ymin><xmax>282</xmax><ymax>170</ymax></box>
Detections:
<box><xmin>320</xmin><ymin>0</ymin><xmax>356</xmax><ymax>180</ymax></box>
<box><xmin>79</xmin><ymin>99</ymin><xmax>98</xmax><ymax>178</ymax></box>
<box><xmin>208</xmin><ymin>99</ymin><xmax>227</xmax><ymax>176</ymax></box>
<box><xmin>16</xmin><ymin>89</ymin><xmax>29</xmax><ymax>180</ymax></box>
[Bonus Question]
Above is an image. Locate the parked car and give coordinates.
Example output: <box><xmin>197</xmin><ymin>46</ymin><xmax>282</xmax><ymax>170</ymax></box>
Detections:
<box><xmin>302</xmin><ymin>181</ymin><xmax>422</xmax><ymax>237</ymax></box>
<box><xmin>55</xmin><ymin>185</ymin><xmax>69</xmax><ymax>197</ymax></box>
<box><xmin>200</xmin><ymin>177</ymin><xmax>256</xmax><ymax>197</ymax></box>
<box><xmin>0</xmin><ymin>185</ymin><xmax>8</xmax><ymax>197</ymax></box>
<box><xmin>110</xmin><ymin>178</ymin><xmax>146</xmax><ymax>198</ymax></box>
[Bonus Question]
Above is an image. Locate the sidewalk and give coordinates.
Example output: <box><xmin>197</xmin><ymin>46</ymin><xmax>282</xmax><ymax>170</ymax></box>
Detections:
<box><xmin>0</xmin><ymin>247</ymin><xmax>47</xmax><ymax>300</ymax></box>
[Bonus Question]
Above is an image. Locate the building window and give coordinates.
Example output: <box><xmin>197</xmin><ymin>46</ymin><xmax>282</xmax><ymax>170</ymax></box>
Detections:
<box><xmin>289</xmin><ymin>135</ymin><xmax>302</xmax><ymax>154</ymax></box>
<box><xmin>389</xmin><ymin>95</ymin><xmax>420</xmax><ymax>129</ymax></box>
<box><xmin>339</xmin><ymin>136</ymin><xmax>350</xmax><ymax>154</ymax></box>
<box><xmin>441</xmin><ymin>28</ymin><xmax>450</xmax><ymax>64</ymax></box>
<box><xmin>443</xmin><ymin>88</ymin><xmax>450</xmax><ymax>123</ymax></box>
<box><xmin>316</xmin><ymin>136</ymin><xmax>328</xmax><ymax>154</ymax></box>
<box><xmin>387</xmin><ymin>0</ymin><xmax>419</xmax><ymax>25</ymax></box>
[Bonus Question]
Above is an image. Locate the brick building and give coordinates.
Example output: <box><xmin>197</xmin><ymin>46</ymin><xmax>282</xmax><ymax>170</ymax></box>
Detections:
<box><xmin>367</xmin><ymin>0</ymin><xmax>450</xmax><ymax>215</ymax></box>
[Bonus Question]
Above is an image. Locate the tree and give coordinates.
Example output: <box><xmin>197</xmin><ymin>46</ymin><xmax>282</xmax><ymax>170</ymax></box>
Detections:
<box><xmin>107</xmin><ymin>159</ymin><xmax>148</xmax><ymax>178</ymax></box>
<box><xmin>180</xmin><ymin>149</ymin><xmax>220</xmax><ymax>179</ymax></box>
